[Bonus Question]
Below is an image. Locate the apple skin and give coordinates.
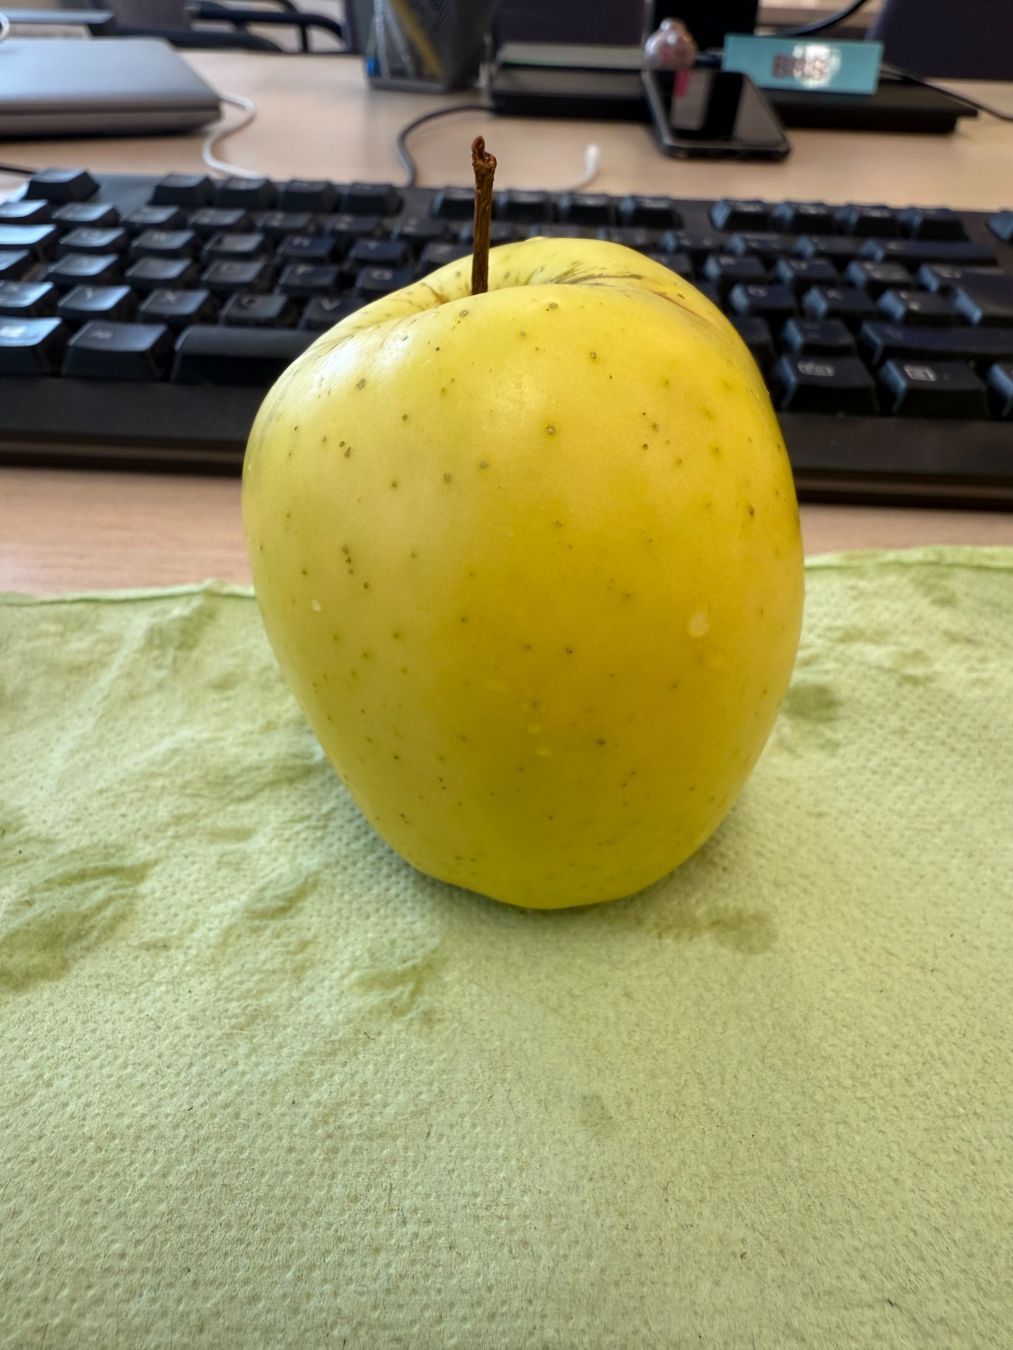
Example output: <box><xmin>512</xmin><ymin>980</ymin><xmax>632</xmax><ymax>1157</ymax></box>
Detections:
<box><xmin>243</xmin><ymin>238</ymin><xmax>803</xmax><ymax>909</ymax></box>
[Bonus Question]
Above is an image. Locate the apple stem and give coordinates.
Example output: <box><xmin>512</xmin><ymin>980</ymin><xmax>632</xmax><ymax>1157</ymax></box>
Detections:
<box><xmin>470</xmin><ymin>136</ymin><xmax>497</xmax><ymax>296</ymax></box>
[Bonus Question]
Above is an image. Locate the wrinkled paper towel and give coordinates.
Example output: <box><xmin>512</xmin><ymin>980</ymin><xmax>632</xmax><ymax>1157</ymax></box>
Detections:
<box><xmin>2</xmin><ymin>548</ymin><xmax>1011</xmax><ymax>1348</ymax></box>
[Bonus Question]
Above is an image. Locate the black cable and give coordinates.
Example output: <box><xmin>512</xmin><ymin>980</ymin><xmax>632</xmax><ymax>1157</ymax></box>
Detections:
<box><xmin>883</xmin><ymin>65</ymin><xmax>1013</xmax><ymax>122</ymax></box>
<box><xmin>193</xmin><ymin>2</ymin><xmax>347</xmax><ymax>52</ymax></box>
<box><xmin>0</xmin><ymin>162</ymin><xmax>36</xmax><ymax>176</ymax></box>
<box><xmin>777</xmin><ymin>0</ymin><xmax>876</xmax><ymax>37</ymax></box>
<box><xmin>395</xmin><ymin>102</ymin><xmax>490</xmax><ymax>188</ymax></box>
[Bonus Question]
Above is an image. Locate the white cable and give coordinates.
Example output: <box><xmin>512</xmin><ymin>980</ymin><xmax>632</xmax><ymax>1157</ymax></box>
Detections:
<box><xmin>201</xmin><ymin>91</ymin><xmax>261</xmax><ymax>179</ymax></box>
<box><xmin>568</xmin><ymin>142</ymin><xmax>602</xmax><ymax>193</ymax></box>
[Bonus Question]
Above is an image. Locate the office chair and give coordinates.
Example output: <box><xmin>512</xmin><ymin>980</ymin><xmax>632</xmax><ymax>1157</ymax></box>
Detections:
<box><xmin>869</xmin><ymin>0</ymin><xmax>1013</xmax><ymax>80</ymax></box>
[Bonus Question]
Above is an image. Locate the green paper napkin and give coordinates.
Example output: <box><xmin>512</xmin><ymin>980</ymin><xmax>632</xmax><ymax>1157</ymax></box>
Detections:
<box><xmin>2</xmin><ymin>548</ymin><xmax>1012</xmax><ymax>1348</ymax></box>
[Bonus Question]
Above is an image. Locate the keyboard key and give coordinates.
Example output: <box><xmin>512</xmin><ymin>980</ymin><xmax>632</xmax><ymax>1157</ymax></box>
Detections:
<box><xmin>278</xmin><ymin>263</ymin><xmax>341</xmax><ymax>296</ymax></box>
<box><xmin>57</xmin><ymin>226</ymin><xmax>128</xmax><ymax>256</ymax></box>
<box><xmin>898</xmin><ymin>207</ymin><xmax>966</xmax><ymax>241</ymax></box>
<box><xmin>986</xmin><ymin>211</ymin><xmax>1013</xmax><ymax>244</ymax></box>
<box><xmin>665</xmin><ymin>231</ymin><xmax>723</xmax><ymax>264</ymax></box>
<box><xmin>300</xmin><ymin>296</ymin><xmax>366</xmax><ymax>331</ymax></box>
<box><xmin>524</xmin><ymin>224</ymin><xmax>597</xmax><ymax>241</ymax></box>
<box><xmin>878</xmin><ymin>359</ymin><xmax>988</xmax><ymax>417</ymax></box>
<box><xmin>771</xmin><ymin>201</ymin><xmax>835</xmax><ymax>233</ymax></box>
<box><xmin>349</xmin><ymin>237</ymin><xmax>410</xmax><ymax>267</ymax></box>
<box><xmin>772</xmin><ymin>354</ymin><xmax>878</xmax><ymax>413</ymax></box>
<box><xmin>220</xmin><ymin>292</ymin><xmax>298</xmax><ymax>327</ymax></box>
<box><xmin>0</xmin><ymin>199</ymin><xmax>52</xmax><ymax>225</ymax></box>
<box><xmin>710</xmin><ymin>199</ymin><xmax>771</xmax><ymax>231</ymax></box>
<box><xmin>648</xmin><ymin>251</ymin><xmax>692</xmax><ymax>277</ymax></box>
<box><xmin>602</xmin><ymin>226</ymin><xmax>659</xmax><ymax>251</ymax></box>
<box><xmin>729</xmin><ymin>316</ymin><xmax>775</xmax><ymax>371</ymax></box>
<box><xmin>858</xmin><ymin>321</ymin><xmax>1013</xmax><ymax>369</ymax></box>
<box><xmin>0</xmin><ymin>316</ymin><xmax>68</xmax><ymax>373</ymax></box>
<box><xmin>835</xmin><ymin>204</ymin><xmax>901</xmax><ymax>237</ymax></box>
<box><xmin>188</xmin><ymin>207</ymin><xmax>252</xmax><ymax>236</ymax></box>
<box><xmin>276</xmin><ymin>234</ymin><xmax>337</xmax><ymax>263</ymax></box>
<box><xmin>318</xmin><ymin>213</ymin><xmax>380</xmax><ymax>241</ymax></box>
<box><xmin>727</xmin><ymin>232</ymin><xmax>795</xmax><ymax>263</ymax></box>
<box><xmin>152</xmin><ymin>174</ymin><xmax>215</xmax><ymax>207</ymax></box>
<box><xmin>355</xmin><ymin>265</ymin><xmax>414</xmax><ymax>297</ymax></box>
<box><xmin>0</xmin><ymin>281</ymin><xmax>57</xmax><ymax>317</ymax></box>
<box><xmin>252</xmin><ymin>210</ymin><xmax>313</xmax><ymax>241</ymax></box>
<box><xmin>843</xmin><ymin>260</ymin><xmax>912</xmax><ymax>296</ymax></box>
<box><xmin>52</xmin><ymin>201</ymin><xmax>120</xmax><ymax>228</ymax></box>
<box><xmin>395</xmin><ymin>216</ymin><xmax>450</xmax><ymax>245</ymax></box>
<box><xmin>952</xmin><ymin>275</ymin><xmax>1013</xmax><ymax>327</ymax></box>
<box><xmin>201</xmin><ymin>258</ymin><xmax>273</xmax><ymax>294</ymax></box>
<box><xmin>137</xmin><ymin>287</ymin><xmax>217</xmax><ymax>330</ymax></box>
<box><xmin>279</xmin><ymin>179</ymin><xmax>338</xmax><ymax>212</ymax></box>
<box><xmin>343</xmin><ymin>183</ymin><xmax>401</xmax><ymax>216</ymax></box>
<box><xmin>419</xmin><ymin>241</ymin><xmax>470</xmax><ymax>273</ymax></box>
<box><xmin>780</xmin><ymin>317</ymin><xmax>856</xmax><ymax>356</ymax></box>
<box><xmin>25</xmin><ymin>169</ymin><xmax>98</xmax><ymax>202</ymax></box>
<box><xmin>986</xmin><ymin>363</ymin><xmax>1013</xmax><ymax>417</ymax></box>
<box><xmin>63</xmin><ymin>321</ymin><xmax>173</xmax><ymax>380</ymax></box>
<box><xmin>124</xmin><ymin>204</ymin><xmax>187</xmax><ymax>232</ymax></box>
<box><xmin>728</xmin><ymin>282</ymin><xmax>797</xmax><ymax>324</ymax></box>
<box><xmin>917</xmin><ymin>263</ymin><xmax>1004</xmax><ymax>293</ymax></box>
<box><xmin>57</xmin><ymin>284</ymin><xmax>136</xmax><ymax>324</ymax></box>
<box><xmin>495</xmin><ymin>190</ymin><xmax>552</xmax><ymax>223</ymax></box>
<box><xmin>558</xmin><ymin>193</ymin><xmax>615</xmax><ymax>225</ymax></box>
<box><xmin>125</xmin><ymin>256</ymin><xmax>200</xmax><ymax>291</ymax></box>
<box><xmin>861</xmin><ymin>239</ymin><xmax>997</xmax><ymax>267</ymax></box>
<box><xmin>431</xmin><ymin>187</ymin><xmax>475</xmax><ymax>220</ymax></box>
<box><xmin>130</xmin><ymin>229</ymin><xmax>198</xmax><ymax>259</ymax></box>
<box><xmin>794</xmin><ymin>236</ymin><xmax>862</xmax><ymax>264</ymax></box>
<box><xmin>0</xmin><ymin>224</ymin><xmax>59</xmax><ymax>259</ymax></box>
<box><xmin>46</xmin><ymin>253</ymin><xmax>121</xmax><ymax>286</ymax></box>
<box><xmin>877</xmin><ymin>289</ymin><xmax>959</xmax><ymax>327</ymax></box>
<box><xmin>203</xmin><ymin>232</ymin><xmax>269</xmax><ymax>260</ymax></box>
<box><xmin>458</xmin><ymin>221</ymin><xmax>519</xmax><ymax>246</ymax></box>
<box><xmin>171</xmin><ymin>325</ymin><xmax>314</xmax><ymax>385</ymax></box>
<box><xmin>0</xmin><ymin>250</ymin><xmax>33</xmax><ymax>282</ymax></box>
<box><xmin>213</xmin><ymin>177</ymin><xmax>277</xmax><ymax>210</ymax></box>
<box><xmin>702</xmin><ymin>254</ymin><xmax>767</xmax><ymax>291</ymax></box>
<box><xmin>801</xmin><ymin>286</ymin><xmax>879</xmax><ymax>329</ymax></box>
<box><xmin>618</xmin><ymin>195</ymin><xmax>681</xmax><ymax>228</ymax></box>
<box><xmin>774</xmin><ymin>257</ymin><xmax>839</xmax><ymax>295</ymax></box>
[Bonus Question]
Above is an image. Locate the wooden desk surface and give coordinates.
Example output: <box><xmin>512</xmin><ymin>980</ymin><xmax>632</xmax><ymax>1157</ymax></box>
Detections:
<box><xmin>3</xmin><ymin>53</ymin><xmax>1013</xmax><ymax>593</ymax></box>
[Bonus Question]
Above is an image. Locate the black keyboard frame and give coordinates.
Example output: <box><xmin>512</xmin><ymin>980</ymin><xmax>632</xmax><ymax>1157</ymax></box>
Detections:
<box><xmin>2</xmin><ymin>173</ymin><xmax>1012</xmax><ymax>509</ymax></box>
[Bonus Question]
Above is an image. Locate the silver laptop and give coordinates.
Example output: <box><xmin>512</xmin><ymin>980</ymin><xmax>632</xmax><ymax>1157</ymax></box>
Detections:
<box><xmin>0</xmin><ymin>37</ymin><xmax>222</xmax><ymax>137</ymax></box>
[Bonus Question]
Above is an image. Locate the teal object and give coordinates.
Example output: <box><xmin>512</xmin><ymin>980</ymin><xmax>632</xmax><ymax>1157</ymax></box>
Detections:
<box><xmin>722</xmin><ymin>33</ymin><xmax>883</xmax><ymax>95</ymax></box>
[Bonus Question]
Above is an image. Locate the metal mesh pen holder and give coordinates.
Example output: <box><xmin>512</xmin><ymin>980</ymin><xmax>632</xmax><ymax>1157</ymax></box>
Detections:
<box><xmin>364</xmin><ymin>0</ymin><xmax>494</xmax><ymax>91</ymax></box>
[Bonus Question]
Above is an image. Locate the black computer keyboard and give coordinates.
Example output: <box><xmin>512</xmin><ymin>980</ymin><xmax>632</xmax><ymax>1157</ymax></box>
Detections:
<box><xmin>2</xmin><ymin>168</ymin><xmax>1012</xmax><ymax>506</ymax></box>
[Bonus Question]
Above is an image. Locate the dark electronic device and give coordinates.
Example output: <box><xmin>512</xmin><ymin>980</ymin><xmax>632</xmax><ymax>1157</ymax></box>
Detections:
<box><xmin>2</xmin><ymin>170</ymin><xmax>1013</xmax><ymax>507</ymax></box>
<box><xmin>643</xmin><ymin>68</ymin><xmax>791</xmax><ymax>160</ymax></box>
<box><xmin>488</xmin><ymin>45</ymin><xmax>649</xmax><ymax>121</ymax></box>
<box><xmin>769</xmin><ymin>73</ymin><xmax>977</xmax><ymax>135</ymax></box>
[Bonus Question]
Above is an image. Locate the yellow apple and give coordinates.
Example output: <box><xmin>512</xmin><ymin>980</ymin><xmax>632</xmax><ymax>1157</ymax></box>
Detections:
<box><xmin>243</xmin><ymin>238</ymin><xmax>804</xmax><ymax>908</ymax></box>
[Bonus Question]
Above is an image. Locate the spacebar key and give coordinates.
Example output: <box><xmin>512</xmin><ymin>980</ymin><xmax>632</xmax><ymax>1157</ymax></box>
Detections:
<box><xmin>171</xmin><ymin>324</ymin><xmax>316</xmax><ymax>386</ymax></box>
